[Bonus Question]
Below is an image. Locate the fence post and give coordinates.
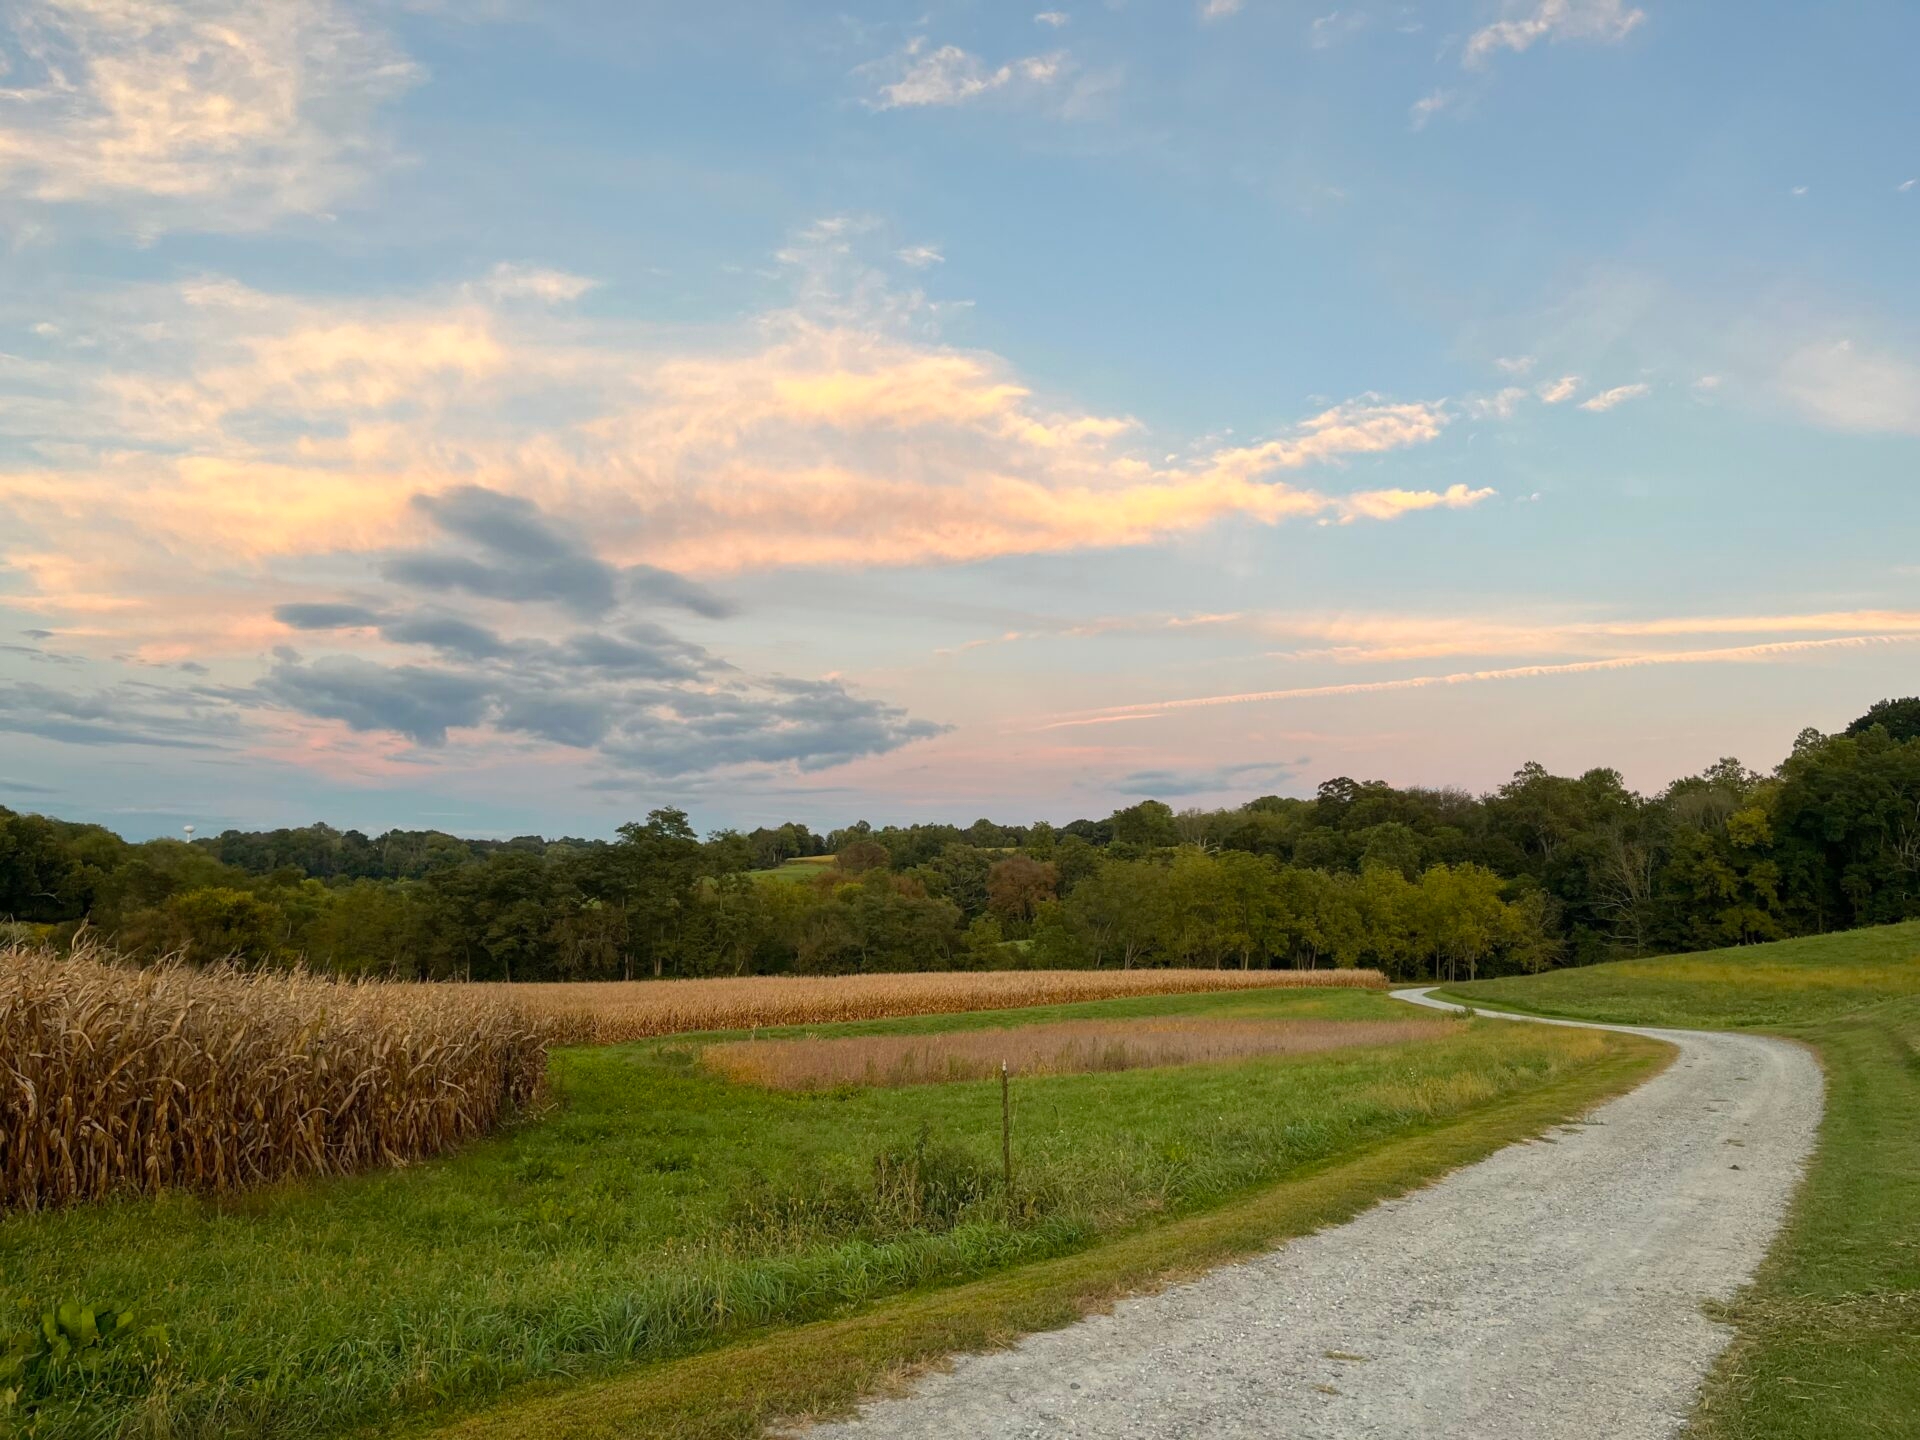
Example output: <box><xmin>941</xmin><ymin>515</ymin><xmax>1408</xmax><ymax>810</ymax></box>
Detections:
<box><xmin>1000</xmin><ymin>1059</ymin><xmax>1014</xmax><ymax>1201</ymax></box>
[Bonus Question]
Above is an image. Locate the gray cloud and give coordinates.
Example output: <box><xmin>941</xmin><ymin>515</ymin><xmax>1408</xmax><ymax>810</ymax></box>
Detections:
<box><xmin>384</xmin><ymin>487</ymin><xmax>733</xmax><ymax>619</ymax></box>
<box><xmin>237</xmin><ymin>489</ymin><xmax>937</xmax><ymax>776</ymax></box>
<box><xmin>275</xmin><ymin>602</ymin><xmax>387</xmax><ymax>629</ymax></box>
<box><xmin>601</xmin><ymin>676</ymin><xmax>949</xmax><ymax>776</ymax></box>
<box><xmin>1113</xmin><ymin>761</ymin><xmax>1302</xmax><ymax>798</ymax></box>
<box><xmin>627</xmin><ymin>564</ymin><xmax>736</xmax><ymax>619</ymax></box>
<box><xmin>384</xmin><ymin>487</ymin><xmax>620</xmax><ymax>616</ymax></box>
<box><xmin>21</xmin><ymin>630</ymin><xmax>55</xmax><ymax>641</ymax></box>
<box><xmin>257</xmin><ymin>658</ymin><xmax>492</xmax><ymax>747</ymax></box>
<box><xmin>495</xmin><ymin>694</ymin><xmax>613</xmax><ymax>748</ymax></box>
<box><xmin>378</xmin><ymin>614</ymin><xmax>513</xmax><ymax>660</ymax></box>
<box><xmin>0</xmin><ymin>679</ymin><xmax>239</xmax><ymax>749</ymax></box>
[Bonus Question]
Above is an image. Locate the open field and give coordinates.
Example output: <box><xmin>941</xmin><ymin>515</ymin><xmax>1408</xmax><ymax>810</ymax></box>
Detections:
<box><xmin>0</xmin><ymin>984</ymin><xmax>1631</xmax><ymax>1439</ymax></box>
<box><xmin>497</xmin><ymin>967</ymin><xmax>1388</xmax><ymax>1045</ymax></box>
<box><xmin>1446</xmin><ymin>920</ymin><xmax>1920</xmax><ymax>1028</ymax></box>
<box><xmin>0</xmin><ymin>942</ymin><xmax>546</xmax><ymax>1214</ymax></box>
<box><xmin>703</xmin><ymin>1016</ymin><xmax>1454</xmax><ymax>1089</ymax></box>
<box><xmin>1445</xmin><ymin>920</ymin><xmax>1920</xmax><ymax>1440</ymax></box>
<box><xmin>747</xmin><ymin>857</ymin><xmax>840</xmax><ymax>884</ymax></box>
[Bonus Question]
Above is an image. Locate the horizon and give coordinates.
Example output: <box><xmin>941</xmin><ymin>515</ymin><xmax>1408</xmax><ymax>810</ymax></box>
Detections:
<box><xmin>3</xmin><ymin>1</ymin><xmax>1916</xmax><ymax>842</ymax></box>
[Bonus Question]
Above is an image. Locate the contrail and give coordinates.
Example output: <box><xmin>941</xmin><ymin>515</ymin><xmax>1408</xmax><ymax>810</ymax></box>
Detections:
<box><xmin>1036</xmin><ymin>633</ymin><xmax>1916</xmax><ymax>730</ymax></box>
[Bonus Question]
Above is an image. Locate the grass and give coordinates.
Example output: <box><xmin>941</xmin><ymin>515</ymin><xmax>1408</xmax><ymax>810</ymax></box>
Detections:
<box><xmin>496</xmin><ymin>966</ymin><xmax>1388</xmax><ymax>1045</ymax></box>
<box><xmin>405</xmin><ymin>1025</ymin><xmax>1665</xmax><ymax>1440</ymax></box>
<box><xmin>1444</xmin><ymin>920</ymin><xmax>1920</xmax><ymax>1440</ymax></box>
<box><xmin>746</xmin><ymin>858</ymin><xmax>838</xmax><ymax>884</ymax></box>
<box><xmin>1441</xmin><ymin>920</ymin><xmax>1920</xmax><ymax>1029</ymax></box>
<box><xmin>0</xmin><ymin>986</ymin><xmax>1640</xmax><ymax>1439</ymax></box>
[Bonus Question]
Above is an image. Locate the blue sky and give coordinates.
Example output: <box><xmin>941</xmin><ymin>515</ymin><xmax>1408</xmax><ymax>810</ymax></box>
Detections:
<box><xmin>1</xmin><ymin>0</ymin><xmax>1916</xmax><ymax>840</ymax></box>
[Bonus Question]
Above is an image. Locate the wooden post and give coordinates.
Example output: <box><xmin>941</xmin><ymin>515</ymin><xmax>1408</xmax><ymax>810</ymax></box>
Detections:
<box><xmin>1000</xmin><ymin>1060</ymin><xmax>1013</xmax><ymax>1200</ymax></box>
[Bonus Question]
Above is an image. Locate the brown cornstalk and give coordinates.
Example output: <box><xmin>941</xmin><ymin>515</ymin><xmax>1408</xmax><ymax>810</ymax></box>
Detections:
<box><xmin>0</xmin><ymin>940</ymin><xmax>547</xmax><ymax>1214</ymax></box>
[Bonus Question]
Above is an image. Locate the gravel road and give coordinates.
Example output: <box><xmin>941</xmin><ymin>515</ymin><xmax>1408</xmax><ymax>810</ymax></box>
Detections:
<box><xmin>802</xmin><ymin>989</ymin><xmax>1822</xmax><ymax>1440</ymax></box>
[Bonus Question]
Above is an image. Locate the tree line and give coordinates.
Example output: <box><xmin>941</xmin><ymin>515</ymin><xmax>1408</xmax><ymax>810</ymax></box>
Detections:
<box><xmin>3</xmin><ymin>698</ymin><xmax>1917</xmax><ymax>983</ymax></box>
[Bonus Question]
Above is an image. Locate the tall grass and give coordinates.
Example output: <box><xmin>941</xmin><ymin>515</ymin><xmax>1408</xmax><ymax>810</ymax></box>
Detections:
<box><xmin>705</xmin><ymin>1016</ymin><xmax>1452</xmax><ymax>1089</ymax></box>
<box><xmin>503</xmin><ymin>968</ymin><xmax>1388</xmax><ymax>1045</ymax></box>
<box><xmin>0</xmin><ymin>941</ymin><xmax>547</xmax><ymax>1213</ymax></box>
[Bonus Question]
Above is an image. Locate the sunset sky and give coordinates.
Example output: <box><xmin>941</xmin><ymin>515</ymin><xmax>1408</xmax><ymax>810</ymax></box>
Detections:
<box><xmin>2</xmin><ymin>0</ymin><xmax>1916</xmax><ymax>840</ymax></box>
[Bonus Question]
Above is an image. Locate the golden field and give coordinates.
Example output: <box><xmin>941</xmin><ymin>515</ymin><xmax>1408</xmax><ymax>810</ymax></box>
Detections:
<box><xmin>0</xmin><ymin>942</ymin><xmax>547</xmax><ymax>1212</ymax></box>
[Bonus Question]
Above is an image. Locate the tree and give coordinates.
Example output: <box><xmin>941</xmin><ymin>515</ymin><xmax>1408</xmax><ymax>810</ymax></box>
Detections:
<box><xmin>985</xmin><ymin>855</ymin><xmax>1058</xmax><ymax>933</ymax></box>
<box><xmin>1846</xmin><ymin>697</ymin><xmax>1920</xmax><ymax>745</ymax></box>
<box><xmin>836</xmin><ymin>839</ymin><xmax>892</xmax><ymax>874</ymax></box>
<box><xmin>162</xmin><ymin>887</ymin><xmax>287</xmax><ymax>964</ymax></box>
<box><xmin>1107</xmin><ymin>800</ymin><xmax>1179</xmax><ymax>850</ymax></box>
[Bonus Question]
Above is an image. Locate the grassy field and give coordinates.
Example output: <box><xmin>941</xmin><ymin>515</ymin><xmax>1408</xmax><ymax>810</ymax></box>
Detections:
<box><xmin>0</xmin><ymin>985</ymin><xmax>1649</xmax><ymax>1439</ymax></box>
<box><xmin>1445</xmin><ymin>920</ymin><xmax>1920</xmax><ymax>1440</ymax></box>
<box><xmin>746</xmin><ymin>856</ymin><xmax>839</xmax><ymax>884</ymax></box>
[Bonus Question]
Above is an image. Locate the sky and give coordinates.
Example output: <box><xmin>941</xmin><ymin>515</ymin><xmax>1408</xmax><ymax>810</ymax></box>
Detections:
<box><xmin>1</xmin><ymin>0</ymin><xmax>1916</xmax><ymax>842</ymax></box>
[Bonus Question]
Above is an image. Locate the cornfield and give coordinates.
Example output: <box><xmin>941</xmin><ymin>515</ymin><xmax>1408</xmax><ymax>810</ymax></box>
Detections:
<box><xmin>704</xmin><ymin>1016</ymin><xmax>1452</xmax><ymax>1089</ymax></box>
<box><xmin>0</xmin><ymin>942</ymin><xmax>547</xmax><ymax>1214</ymax></box>
<box><xmin>496</xmin><ymin>967</ymin><xmax>1389</xmax><ymax>1045</ymax></box>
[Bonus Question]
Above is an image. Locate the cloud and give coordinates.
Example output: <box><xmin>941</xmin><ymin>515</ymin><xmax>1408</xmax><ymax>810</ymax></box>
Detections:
<box><xmin>1494</xmin><ymin>355</ymin><xmax>1536</xmax><ymax>375</ymax></box>
<box><xmin>867</xmin><ymin>39</ymin><xmax>1069</xmax><ymax>109</ymax></box>
<box><xmin>237</xmin><ymin>488</ymin><xmax>948</xmax><ymax>776</ymax></box>
<box><xmin>601</xmin><ymin>677</ymin><xmax>948</xmax><ymax>776</ymax></box>
<box><xmin>385</xmin><ymin>487</ymin><xmax>623</xmax><ymax>617</ymax></box>
<box><xmin>480</xmin><ymin>264</ymin><xmax>598</xmax><ymax>304</ymax></box>
<box><xmin>896</xmin><ymin>244</ymin><xmax>945</xmax><ymax>268</ymax></box>
<box><xmin>0</xmin><ymin>251</ymin><xmax>1491</xmax><ymax>658</ymax></box>
<box><xmin>1309</xmin><ymin>11</ymin><xmax>1370</xmax><ymax>48</ymax></box>
<box><xmin>1774</xmin><ymin>338</ymin><xmax>1920</xmax><ymax>436</ymax></box>
<box><xmin>1468</xmin><ymin>386</ymin><xmax>1530</xmax><ymax>419</ymax></box>
<box><xmin>1900</xmin><ymin>179</ymin><xmax>1916</xmax><ymax>194</ymax></box>
<box><xmin>1114</xmin><ymin>761</ymin><xmax>1299</xmax><ymax>797</ymax></box>
<box><xmin>381</xmin><ymin>487</ymin><xmax>734</xmax><ymax>621</ymax></box>
<box><xmin>1200</xmin><ymin>0</ymin><xmax>1247</xmax><ymax>19</ymax></box>
<box><xmin>274</xmin><ymin>602</ymin><xmax>385</xmax><ymax>630</ymax></box>
<box><xmin>1034</xmin><ymin>11</ymin><xmax>1070</xmax><ymax>26</ymax></box>
<box><xmin>1409</xmin><ymin>90</ymin><xmax>1454</xmax><ymax>129</ymax></box>
<box><xmin>1536</xmin><ymin>375</ymin><xmax>1581</xmax><ymax>403</ymax></box>
<box><xmin>1043</xmin><ymin>634</ymin><xmax>1920</xmax><ymax>729</ymax></box>
<box><xmin>1577</xmin><ymin>381</ymin><xmax>1650</xmax><ymax>411</ymax></box>
<box><xmin>257</xmin><ymin>657</ymin><xmax>492</xmax><ymax>747</ymax></box>
<box><xmin>1463</xmin><ymin>0</ymin><xmax>1645</xmax><ymax>68</ymax></box>
<box><xmin>0</xmin><ymin>677</ymin><xmax>239</xmax><ymax>748</ymax></box>
<box><xmin>0</xmin><ymin>0</ymin><xmax>419</xmax><ymax>230</ymax></box>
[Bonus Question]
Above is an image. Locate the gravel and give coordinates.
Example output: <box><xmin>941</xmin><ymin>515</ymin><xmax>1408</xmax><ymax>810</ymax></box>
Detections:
<box><xmin>801</xmin><ymin>987</ymin><xmax>1823</xmax><ymax>1440</ymax></box>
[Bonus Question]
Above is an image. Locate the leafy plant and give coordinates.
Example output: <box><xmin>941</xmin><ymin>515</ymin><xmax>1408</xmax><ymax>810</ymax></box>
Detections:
<box><xmin>1</xmin><ymin>1299</ymin><xmax>167</xmax><ymax>1416</ymax></box>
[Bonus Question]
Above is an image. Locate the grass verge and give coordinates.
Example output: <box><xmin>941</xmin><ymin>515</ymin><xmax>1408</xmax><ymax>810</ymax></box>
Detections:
<box><xmin>1445</xmin><ymin>923</ymin><xmax>1920</xmax><ymax>1440</ymax></box>
<box><xmin>401</xmin><ymin>1029</ymin><xmax>1665</xmax><ymax>1440</ymax></box>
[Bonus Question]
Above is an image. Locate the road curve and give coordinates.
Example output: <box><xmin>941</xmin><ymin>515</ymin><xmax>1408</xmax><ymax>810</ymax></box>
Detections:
<box><xmin>801</xmin><ymin>989</ymin><xmax>1822</xmax><ymax>1440</ymax></box>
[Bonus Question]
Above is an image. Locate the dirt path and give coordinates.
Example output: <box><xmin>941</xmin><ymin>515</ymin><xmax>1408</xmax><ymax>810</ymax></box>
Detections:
<box><xmin>802</xmin><ymin>989</ymin><xmax>1821</xmax><ymax>1440</ymax></box>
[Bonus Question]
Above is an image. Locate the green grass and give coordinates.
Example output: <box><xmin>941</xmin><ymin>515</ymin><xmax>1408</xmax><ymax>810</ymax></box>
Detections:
<box><xmin>1445</xmin><ymin>921</ymin><xmax>1920</xmax><ymax>1440</ymax></box>
<box><xmin>745</xmin><ymin>857</ymin><xmax>838</xmax><ymax>884</ymax></box>
<box><xmin>0</xmin><ymin>987</ymin><xmax>1636</xmax><ymax>1439</ymax></box>
<box><xmin>412</xmin><ymin>1032</ymin><xmax>1664</xmax><ymax>1440</ymax></box>
<box><xmin>1442</xmin><ymin>920</ymin><xmax>1920</xmax><ymax>1028</ymax></box>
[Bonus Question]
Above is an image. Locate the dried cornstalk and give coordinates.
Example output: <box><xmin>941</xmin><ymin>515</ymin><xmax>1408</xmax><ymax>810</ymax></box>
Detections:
<box><xmin>0</xmin><ymin>941</ymin><xmax>547</xmax><ymax>1213</ymax></box>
